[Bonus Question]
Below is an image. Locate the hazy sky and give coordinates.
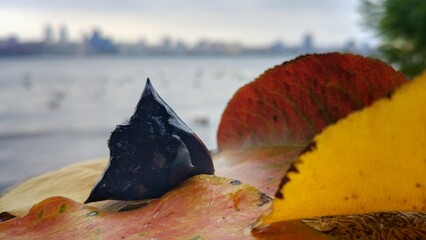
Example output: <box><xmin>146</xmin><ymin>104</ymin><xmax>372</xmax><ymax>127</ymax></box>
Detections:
<box><xmin>0</xmin><ymin>0</ymin><xmax>374</xmax><ymax>46</ymax></box>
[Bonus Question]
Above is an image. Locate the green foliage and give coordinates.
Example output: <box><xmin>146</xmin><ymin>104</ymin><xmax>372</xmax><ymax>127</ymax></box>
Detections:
<box><xmin>360</xmin><ymin>0</ymin><xmax>426</xmax><ymax>78</ymax></box>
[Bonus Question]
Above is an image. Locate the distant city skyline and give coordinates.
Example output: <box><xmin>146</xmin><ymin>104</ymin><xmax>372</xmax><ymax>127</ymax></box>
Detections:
<box><xmin>7</xmin><ymin>23</ymin><xmax>360</xmax><ymax>48</ymax></box>
<box><xmin>0</xmin><ymin>23</ymin><xmax>375</xmax><ymax>57</ymax></box>
<box><xmin>0</xmin><ymin>0</ymin><xmax>376</xmax><ymax>47</ymax></box>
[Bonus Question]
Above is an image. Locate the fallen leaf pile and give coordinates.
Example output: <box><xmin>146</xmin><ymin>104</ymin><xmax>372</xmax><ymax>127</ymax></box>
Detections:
<box><xmin>1</xmin><ymin>53</ymin><xmax>425</xmax><ymax>239</ymax></box>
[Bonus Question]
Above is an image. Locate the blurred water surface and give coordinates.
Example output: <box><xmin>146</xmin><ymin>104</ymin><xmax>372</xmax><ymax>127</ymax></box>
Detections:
<box><xmin>0</xmin><ymin>56</ymin><xmax>291</xmax><ymax>193</ymax></box>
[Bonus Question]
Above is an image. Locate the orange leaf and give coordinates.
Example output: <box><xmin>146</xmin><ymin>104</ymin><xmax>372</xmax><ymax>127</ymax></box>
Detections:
<box><xmin>216</xmin><ymin>53</ymin><xmax>406</xmax><ymax>195</ymax></box>
<box><xmin>0</xmin><ymin>175</ymin><xmax>271</xmax><ymax>239</ymax></box>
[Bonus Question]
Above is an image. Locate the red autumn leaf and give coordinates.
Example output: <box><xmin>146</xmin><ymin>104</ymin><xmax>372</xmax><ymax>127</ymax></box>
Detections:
<box><xmin>218</xmin><ymin>53</ymin><xmax>406</xmax><ymax>149</ymax></box>
<box><xmin>0</xmin><ymin>175</ymin><xmax>272</xmax><ymax>240</ymax></box>
<box><xmin>216</xmin><ymin>53</ymin><xmax>406</xmax><ymax>195</ymax></box>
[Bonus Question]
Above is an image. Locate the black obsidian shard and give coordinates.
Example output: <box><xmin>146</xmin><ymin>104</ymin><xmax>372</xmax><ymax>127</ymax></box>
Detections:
<box><xmin>85</xmin><ymin>79</ymin><xmax>214</xmax><ymax>203</ymax></box>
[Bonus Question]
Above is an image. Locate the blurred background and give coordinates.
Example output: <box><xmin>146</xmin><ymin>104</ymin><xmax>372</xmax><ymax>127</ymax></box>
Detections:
<box><xmin>0</xmin><ymin>0</ymin><xmax>423</xmax><ymax>193</ymax></box>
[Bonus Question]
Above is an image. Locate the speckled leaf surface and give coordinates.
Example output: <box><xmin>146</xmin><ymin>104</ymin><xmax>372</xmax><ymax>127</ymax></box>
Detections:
<box><xmin>0</xmin><ymin>175</ymin><xmax>271</xmax><ymax>240</ymax></box>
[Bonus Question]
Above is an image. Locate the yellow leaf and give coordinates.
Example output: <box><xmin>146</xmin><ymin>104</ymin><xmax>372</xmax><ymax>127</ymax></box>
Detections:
<box><xmin>262</xmin><ymin>72</ymin><xmax>426</xmax><ymax>223</ymax></box>
<box><xmin>0</xmin><ymin>158</ymin><xmax>107</xmax><ymax>216</ymax></box>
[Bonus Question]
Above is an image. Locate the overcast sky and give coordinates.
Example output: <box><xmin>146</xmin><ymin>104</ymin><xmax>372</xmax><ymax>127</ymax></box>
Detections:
<box><xmin>0</xmin><ymin>0</ymin><xmax>375</xmax><ymax>47</ymax></box>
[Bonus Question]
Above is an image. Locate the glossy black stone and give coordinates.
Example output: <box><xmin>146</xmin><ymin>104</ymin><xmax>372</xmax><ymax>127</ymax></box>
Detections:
<box><xmin>85</xmin><ymin>79</ymin><xmax>214</xmax><ymax>203</ymax></box>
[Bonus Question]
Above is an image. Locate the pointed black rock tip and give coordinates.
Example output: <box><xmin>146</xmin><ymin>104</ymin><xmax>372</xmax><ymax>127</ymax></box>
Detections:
<box><xmin>85</xmin><ymin>78</ymin><xmax>215</xmax><ymax>203</ymax></box>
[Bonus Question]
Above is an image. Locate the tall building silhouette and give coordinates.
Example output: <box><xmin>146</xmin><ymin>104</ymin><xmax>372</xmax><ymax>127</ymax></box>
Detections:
<box><xmin>59</xmin><ymin>25</ymin><xmax>69</xmax><ymax>45</ymax></box>
<box><xmin>302</xmin><ymin>33</ymin><xmax>314</xmax><ymax>53</ymax></box>
<box><xmin>44</xmin><ymin>24</ymin><xmax>54</xmax><ymax>45</ymax></box>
